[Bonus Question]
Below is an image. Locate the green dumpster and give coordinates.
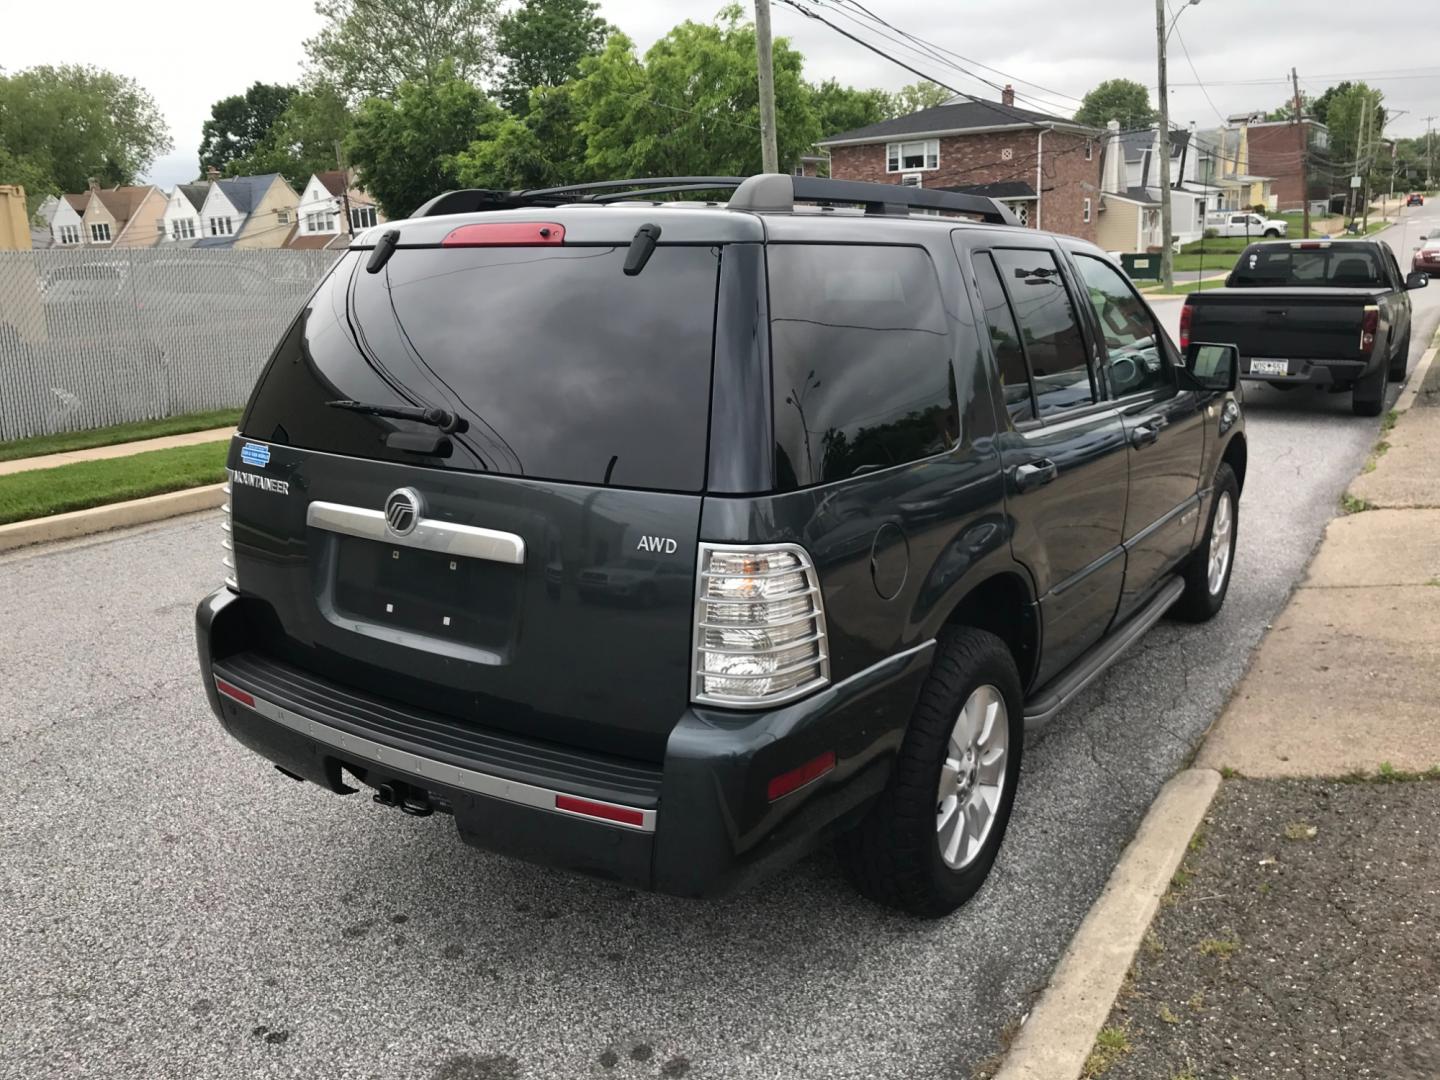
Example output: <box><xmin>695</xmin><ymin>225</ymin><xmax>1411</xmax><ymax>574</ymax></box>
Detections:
<box><xmin>1119</xmin><ymin>252</ymin><xmax>1161</xmax><ymax>281</ymax></box>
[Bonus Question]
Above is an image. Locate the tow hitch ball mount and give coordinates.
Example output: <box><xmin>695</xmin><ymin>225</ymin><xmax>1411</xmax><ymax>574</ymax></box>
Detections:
<box><xmin>373</xmin><ymin>781</ymin><xmax>434</xmax><ymax>817</ymax></box>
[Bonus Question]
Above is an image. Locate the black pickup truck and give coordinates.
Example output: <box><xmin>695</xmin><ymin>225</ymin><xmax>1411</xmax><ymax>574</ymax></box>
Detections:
<box><xmin>1182</xmin><ymin>238</ymin><xmax>1429</xmax><ymax>415</ymax></box>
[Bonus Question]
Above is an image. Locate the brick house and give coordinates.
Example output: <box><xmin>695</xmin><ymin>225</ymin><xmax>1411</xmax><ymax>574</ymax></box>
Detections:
<box><xmin>815</xmin><ymin>87</ymin><xmax>1102</xmax><ymax>241</ymax></box>
<box><xmin>1244</xmin><ymin>118</ymin><xmax>1329</xmax><ymax>212</ymax></box>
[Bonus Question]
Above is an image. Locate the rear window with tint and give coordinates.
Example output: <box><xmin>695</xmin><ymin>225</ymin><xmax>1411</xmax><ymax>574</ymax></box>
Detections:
<box><xmin>767</xmin><ymin>244</ymin><xmax>957</xmax><ymax>489</ymax></box>
<box><xmin>1230</xmin><ymin>247</ymin><xmax>1384</xmax><ymax>287</ymax></box>
<box><xmin>242</xmin><ymin>245</ymin><xmax>720</xmax><ymax>491</ymax></box>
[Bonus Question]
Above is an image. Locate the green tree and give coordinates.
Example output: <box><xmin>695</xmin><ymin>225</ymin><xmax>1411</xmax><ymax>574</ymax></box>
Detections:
<box><xmin>1074</xmin><ymin>78</ymin><xmax>1155</xmax><ymax>130</ymax></box>
<box><xmin>572</xmin><ymin>10</ymin><xmax>819</xmax><ymax>178</ymax></box>
<box><xmin>455</xmin><ymin>83</ymin><xmax>589</xmax><ymax>189</ymax></box>
<box><xmin>496</xmin><ymin>0</ymin><xmax>609</xmax><ymax>115</ymax></box>
<box><xmin>305</xmin><ymin>0</ymin><xmax>502</xmax><ymax>102</ymax></box>
<box><xmin>887</xmin><ymin>80</ymin><xmax>951</xmax><ymax>117</ymax></box>
<box><xmin>199</xmin><ymin>82</ymin><xmax>297</xmax><ymax>173</ymax></box>
<box><xmin>226</xmin><ymin>84</ymin><xmax>353</xmax><ymax>181</ymax></box>
<box><xmin>810</xmin><ymin>78</ymin><xmax>890</xmax><ymax>138</ymax></box>
<box><xmin>0</xmin><ymin>65</ymin><xmax>171</xmax><ymax>193</ymax></box>
<box><xmin>346</xmin><ymin>66</ymin><xmax>500</xmax><ymax>217</ymax></box>
<box><xmin>1313</xmin><ymin>82</ymin><xmax>1385</xmax><ymax>175</ymax></box>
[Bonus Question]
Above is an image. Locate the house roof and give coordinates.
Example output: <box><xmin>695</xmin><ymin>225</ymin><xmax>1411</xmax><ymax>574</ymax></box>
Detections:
<box><xmin>177</xmin><ymin>183</ymin><xmax>209</xmax><ymax>211</ymax></box>
<box><xmin>1119</xmin><ymin>129</ymin><xmax>1190</xmax><ymax>163</ymax></box>
<box><xmin>818</xmin><ymin>98</ymin><xmax>1094</xmax><ymax>145</ymax></box>
<box><xmin>192</xmin><ymin>235</ymin><xmax>237</xmax><ymax>249</ymax></box>
<box><xmin>940</xmin><ymin>181</ymin><xmax>1037</xmax><ymax>200</ymax></box>
<box><xmin>64</xmin><ymin>194</ymin><xmax>88</xmax><ymax>213</ymax></box>
<box><xmin>314</xmin><ymin>170</ymin><xmax>348</xmax><ymax>197</ymax></box>
<box><xmin>215</xmin><ymin>173</ymin><xmax>280</xmax><ymax>215</ymax></box>
<box><xmin>93</xmin><ymin>185</ymin><xmax>156</xmax><ymax>223</ymax></box>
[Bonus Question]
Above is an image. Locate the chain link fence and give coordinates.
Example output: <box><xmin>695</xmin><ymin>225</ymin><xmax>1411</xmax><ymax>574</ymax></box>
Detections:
<box><xmin>0</xmin><ymin>247</ymin><xmax>341</xmax><ymax>441</ymax></box>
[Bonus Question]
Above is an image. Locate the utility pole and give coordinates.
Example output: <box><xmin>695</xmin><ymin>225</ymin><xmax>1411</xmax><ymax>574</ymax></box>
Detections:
<box><xmin>1426</xmin><ymin>116</ymin><xmax>1437</xmax><ymax>189</ymax></box>
<box><xmin>754</xmin><ymin>0</ymin><xmax>779</xmax><ymax>174</ymax></box>
<box><xmin>1155</xmin><ymin>0</ymin><xmax>1174</xmax><ymax>289</ymax></box>
<box><xmin>1292</xmin><ymin>67</ymin><xmax>1310</xmax><ymax>238</ymax></box>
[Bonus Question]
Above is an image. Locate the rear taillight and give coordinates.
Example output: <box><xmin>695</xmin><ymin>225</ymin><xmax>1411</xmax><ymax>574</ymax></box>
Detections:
<box><xmin>221</xmin><ymin>480</ymin><xmax>237</xmax><ymax>590</ymax></box>
<box><xmin>1360</xmin><ymin>305</ymin><xmax>1379</xmax><ymax>354</ymax></box>
<box><xmin>692</xmin><ymin>543</ymin><xmax>829</xmax><ymax>708</ymax></box>
<box><xmin>1179</xmin><ymin>299</ymin><xmax>1193</xmax><ymax>350</ymax></box>
<box><xmin>441</xmin><ymin>222</ymin><xmax>565</xmax><ymax>246</ymax></box>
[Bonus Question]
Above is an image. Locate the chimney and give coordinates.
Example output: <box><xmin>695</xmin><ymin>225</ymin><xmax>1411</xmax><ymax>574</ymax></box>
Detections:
<box><xmin>206</xmin><ymin>166</ymin><xmax>221</xmax><ymax>182</ymax></box>
<box><xmin>1001</xmin><ymin>84</ymin><xmax>1015</xmax><ymax>107</ymax></box>
<box><xmin>1102</xmin><ymin>120</ymin><xmax>1123</xmax><ymax>194</ymax></box>
<box><xmin>87</xmin><ymin>177</ymin><xmax>100</xmax><ymax>192</ymax></box>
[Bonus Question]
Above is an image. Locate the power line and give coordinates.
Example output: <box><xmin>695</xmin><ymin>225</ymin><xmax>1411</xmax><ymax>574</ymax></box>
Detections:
<box><xmin>1165</xmin><ymin>1</ymin><xmax>1226</xmax><ymax>125</ymax></box>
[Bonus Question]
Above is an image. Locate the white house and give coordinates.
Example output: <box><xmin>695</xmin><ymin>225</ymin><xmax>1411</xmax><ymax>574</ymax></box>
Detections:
<box><xmin>162</xmin><ymin>183</ymin><xmax>209</xmax><ymax>243</ymax></box>
<box><xmin>289</xmin><ymin>170</ymin><xmax>383</xmax><ymax>249</ymax></box>
<box><xmin>196</xmin><ymin>181</ymin><xmax>244</xmax><ymax>243</ymax></box>
<box><xmin>48</xmin><ymin>195</ymin><xmax>86</xmax><ymax>247</ymax></box>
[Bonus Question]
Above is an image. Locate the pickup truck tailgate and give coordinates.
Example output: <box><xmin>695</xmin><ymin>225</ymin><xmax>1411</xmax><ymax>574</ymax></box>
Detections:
<box><xmin>1187</xmin><ymin>287</ymin><xmax>1380</xmax><ymax>361</ymax></box>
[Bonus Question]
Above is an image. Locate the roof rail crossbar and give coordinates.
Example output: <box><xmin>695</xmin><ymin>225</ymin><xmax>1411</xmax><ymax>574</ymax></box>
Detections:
<box><xmin>413</xmin><ymin>174</ymin><xmax>1019</xmax><ymax>226</ymax></box>
<box><xmin>730</xmin><ymin>174</ymin><xmax>1019</xmax><ymax>225</ymax></box>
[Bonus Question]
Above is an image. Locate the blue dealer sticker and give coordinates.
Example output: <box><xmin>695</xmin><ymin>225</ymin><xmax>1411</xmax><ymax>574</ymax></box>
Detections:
<box><xmin>240</xmin><ymin>442</ymin><xmax>270</xmax><ymax>468</ymax></box>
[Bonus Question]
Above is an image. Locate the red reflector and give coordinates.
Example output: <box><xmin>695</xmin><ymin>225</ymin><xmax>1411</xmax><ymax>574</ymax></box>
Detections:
<box><xmin>1295</xmin><ymin>242</ymin><xmax>1328</xmax><ymax>249</ymax></box>
<box><xmin>1178</xmin><ymin>299</ymin><xmax>1193</xmax><ymax>350</ymax></box>
<box><xmin>215</xmin><ymin>678</ymin><xmax>254</xmax><ymax>708</ymax></box>
<box><xmin>554</xmin><ymin>794</ymin><xmax>645</xmax><ymax>828</ymax></box>
<box><xmin>767</xmin><ymin>750</ymin><xmax>837</xmax><ymax>802</ymax></box>
<box><xmin>441</xmin><ymin>222</ymin><xmax>565</xmax><ymax>247</ymax></box>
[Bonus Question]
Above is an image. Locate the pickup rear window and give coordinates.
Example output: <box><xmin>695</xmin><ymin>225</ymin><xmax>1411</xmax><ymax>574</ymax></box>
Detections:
<box><xmin>1230</xmin><ymin>247</ymin><xmax>1385</xmax><ymax>287</ymax></box>
<box><xmin>242</xmin><ymin>246</ymin><xmax>720</xmax><ymax>492</ymax></box>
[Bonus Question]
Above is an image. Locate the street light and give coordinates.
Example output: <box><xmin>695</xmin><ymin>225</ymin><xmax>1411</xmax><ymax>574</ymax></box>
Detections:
<box><xmin>1157</xmin><ymin>0</ymin><xmax>1201</xmax><ymax>290</ymax></box>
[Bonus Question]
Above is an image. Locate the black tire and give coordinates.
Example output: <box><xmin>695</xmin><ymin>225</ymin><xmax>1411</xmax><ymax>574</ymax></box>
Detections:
<box><xmin>1263</xmin><ymin>228</ymin><xmax>1281</xmax><ymax>238</ymax></box>
<box><xmin>1388</xmin><ymin>331</ymin><xmax>1411</xmax><ymax>383</ymax></box>
<box><xmin>1352</xmin><ymin>366</ymin><xmax>1386</xmax><ymax>416</ymax></box>
<box><xmin>838</xmin><ymin>627</ymin><xmax>1023</xmax><ymax>918</ymax></box>
<box><xmin>1173</xmin><ymin>462</ymin><xmax>1239</xmax><ymax>623</ymax></box>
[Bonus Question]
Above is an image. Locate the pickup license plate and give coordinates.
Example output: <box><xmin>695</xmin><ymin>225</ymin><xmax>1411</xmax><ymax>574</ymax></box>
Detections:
<box><xmin>1250</xmin><ymin>359</ymin><xmax>1288</xmax><ymax>376</ymax></box>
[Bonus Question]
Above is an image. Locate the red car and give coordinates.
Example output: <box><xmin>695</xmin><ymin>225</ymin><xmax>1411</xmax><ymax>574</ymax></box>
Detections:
<box><xmin>1407</xmin><ymin>193</ymin><xmax>1425</xmax><ymax>207</ymax></box>
<box><xmin>1414</xmin><ymin>237</ymin><xmax>1440</xmax><ymax>273</ymax></box>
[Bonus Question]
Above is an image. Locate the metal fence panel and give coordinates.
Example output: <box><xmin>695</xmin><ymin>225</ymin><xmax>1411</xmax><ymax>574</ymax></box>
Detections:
<box><xmin>0</xmin><ymin>248</ymin><xmax>341</xmax><ymax>441</ymax></box>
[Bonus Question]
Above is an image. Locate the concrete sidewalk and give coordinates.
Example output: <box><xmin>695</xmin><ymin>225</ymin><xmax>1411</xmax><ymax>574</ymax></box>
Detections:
<box><xmin>0</xmin><ymin>426</ymin><xmax>234</xmax><ymax>477</ymax></box>
<box><xmin>1197</xmin><ymin>352</ymin><xmax>1440</xmax><ymax>777</ymax></box>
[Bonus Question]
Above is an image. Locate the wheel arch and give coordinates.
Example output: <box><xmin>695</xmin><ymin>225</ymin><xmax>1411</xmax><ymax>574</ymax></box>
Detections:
<box><xmin>1220</xmin><ymin>431</ymin><xmax>1247</xmax><ymax>494</ymax></box>
<box><xmin>940</xmin><ymin>571</ymin><xmax>1040</xmax><ymax>692</ymax></box>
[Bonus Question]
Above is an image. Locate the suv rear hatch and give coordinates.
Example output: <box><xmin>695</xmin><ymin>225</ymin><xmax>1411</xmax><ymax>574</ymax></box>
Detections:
<box><xmin>229</xmin><ymin>228</ymin><xmax>729</xmax><ymax>761</ymax></box>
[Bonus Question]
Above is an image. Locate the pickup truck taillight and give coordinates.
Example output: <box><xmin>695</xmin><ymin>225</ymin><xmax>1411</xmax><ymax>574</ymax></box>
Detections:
<box><xmin>691</xmin><ymin>544</ymin><xmax>829</xmax><ymax>708</ymax></box>
<box><xmin>1360</xmin><ymin>305</ymin><xmax>1379</xmax><ymax>354</ymax></box>
<box><xmin>1179</xmin><ymin>298</ymin><xmax>1193</xmax><ymax>350</ymax></box>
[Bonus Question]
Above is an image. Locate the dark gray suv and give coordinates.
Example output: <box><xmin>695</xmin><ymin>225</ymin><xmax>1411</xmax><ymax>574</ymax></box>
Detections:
<box><xmin>197</xmin><ymin>174</ymin><xmax>1246</xmax><ymax>916</ymax></box>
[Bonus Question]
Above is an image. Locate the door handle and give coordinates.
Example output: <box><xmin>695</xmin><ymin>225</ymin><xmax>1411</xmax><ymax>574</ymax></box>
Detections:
<box><xmin>1130</xmin><ymin>423</ymin><xmax>1160</xmax><ymax>449</ymax></box>
<box><xmin>1013</xmin><ymin>459</ymin><xmax>1059</xmax><ymax>493</ymax></box>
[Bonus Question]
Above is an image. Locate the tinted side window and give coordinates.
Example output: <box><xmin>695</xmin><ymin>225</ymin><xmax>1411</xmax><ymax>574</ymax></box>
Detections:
<box><xmin>1074</xmin><ymin>254</ymin><xmax>1172</xmax><ymax>398</ymax></box>
<box><xmin>991</xmin><ymin>249</ymin><xmax>1094</xmax><ymax>416</ymax></box>
<box><xmin>972</xmin><ymin>252</ymin><xmax>1035</xmax><ymax>424</ymax></box>
<box><xmin>768</xmin><ymin>244</ymin><xmax>957</xmax><ymax>489</ymax></box>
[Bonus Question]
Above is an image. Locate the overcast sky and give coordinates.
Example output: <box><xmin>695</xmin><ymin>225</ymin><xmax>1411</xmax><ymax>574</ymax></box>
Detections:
<box><xmin>3</xmin><ymin>0</ymin><xmax>1437</xmax><ymax>190</ymax></box>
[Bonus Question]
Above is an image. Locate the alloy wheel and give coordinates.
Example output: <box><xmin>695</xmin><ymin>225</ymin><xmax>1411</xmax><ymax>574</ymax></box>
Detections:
<box><xmin>936</xmin><ymin>684</ymin><xmax>1009</xmax><ymax>870</ymax></box>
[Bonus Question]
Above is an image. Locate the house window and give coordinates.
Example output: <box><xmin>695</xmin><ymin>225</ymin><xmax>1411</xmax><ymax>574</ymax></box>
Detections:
<box><xmin>208</xmin><ymin>216</ymin><xmax>233</xmax><ymax>236</ymax></box>
<box><xmin>900</xmin><ymin>173</ymin><xmax>923</xmax><ymax>188</ymax></box>
<box><xmin>1083</xmin><ymin>198</ymin><xmax>1092</xmax><ymax>224</ymax></box>
<box><xmin>1003</xmin><ymin>201</ymin><xmax>1030</xmax><ymax>227</ymax></box>
<box><xmin>173</xmin><ymin>219</ymin><xmax>196</xmax><ymax>240</ymax></box>
<box><xmin>350</xmin><ymin>206</ymin><xmax>377</xmax><ymax>230</ymax></box>
<box><xmin>305</xmin><ymin>211</ymin><xmax>338</xmax><ymax>233</ymax></box>
<box><xmin>58</xmin><ymin>224</ymin><xmax>81</xmax><ymax>245</ymax></box>
<box><xmin>277</xmin><ymin>209</ymin><xmax>290</xmax><ymax>225</ymax></box>
<box><xmin>1085</xmin><ymin>139</ymin><xmax>1093</xmax><ymax>161</ymax></box>
<box><xmin>90</xmin><ymin>222</ymin><xmax>112</xmax><ymax>243</ymax></box>
<box><xmin>886</xmin><ymin>139</ymin><xmax>939</xmax><ymax>172</ymax></box>
<box><xmin>794</xmin><ymin>165</ymin><xmax>805</xmax><ymax>176</ymax></box>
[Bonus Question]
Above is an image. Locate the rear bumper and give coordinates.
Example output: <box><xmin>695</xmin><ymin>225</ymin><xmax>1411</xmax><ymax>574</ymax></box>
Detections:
<box><xmin>1240</xmin><ymin>355</ymin><xmax>1377</xmax><ymax>385</ymax></box>
<box><xmin>196</xmin><ymin>587</ymin><xmax>932</xmax><ymax>898</ymax></box>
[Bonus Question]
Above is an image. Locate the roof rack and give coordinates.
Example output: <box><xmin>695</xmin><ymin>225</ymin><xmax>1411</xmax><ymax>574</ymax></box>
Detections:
<box><xmin>411</xmin><ymin>173</ymin><xmax>1018</xmax><ymax>226</ymax></box>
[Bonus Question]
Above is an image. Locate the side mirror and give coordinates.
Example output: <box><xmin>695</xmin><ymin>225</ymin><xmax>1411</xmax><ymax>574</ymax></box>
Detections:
<box><xmin>1186</xmin><ymin>342</ymin><xmax>1239</xmax><ymax>392</ymax></box>
<box><xmin>1406</xmin><ymin>271</ymin><xmax>1429</xmax><ymax>291</ymax></box>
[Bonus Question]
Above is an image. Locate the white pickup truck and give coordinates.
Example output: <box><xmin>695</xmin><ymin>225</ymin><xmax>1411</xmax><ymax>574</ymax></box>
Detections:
<box><xmin>1205</xmin><ymin>211</ymin><xmax>1289</xmax><ymax>239</ymax></box>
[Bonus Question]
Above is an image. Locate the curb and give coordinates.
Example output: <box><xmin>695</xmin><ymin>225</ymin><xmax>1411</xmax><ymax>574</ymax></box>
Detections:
<box><xmin>0</xmin><ymin>483</ymin><xmax>225</xmax><ymax>553</ymax></box>
<box><xmin>1393</xmin><ymin>323</ymin><xmax>1440</xmax><ymax>415</ymax></box>
<box><xmin>993</xmin><ymin>768</ymin><xmax>1221</xmax><ymax>1080</ymax></box>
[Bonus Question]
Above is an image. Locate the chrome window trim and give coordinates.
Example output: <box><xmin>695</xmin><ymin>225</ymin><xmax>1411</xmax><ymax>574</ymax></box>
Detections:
<box><xmin>306</xmin><ymin>500</ymin><xmax>526</xmax><ymax>565</ymax></box>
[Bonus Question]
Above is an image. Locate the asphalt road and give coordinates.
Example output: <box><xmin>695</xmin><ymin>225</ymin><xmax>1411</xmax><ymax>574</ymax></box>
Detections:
<box><xmin>4</xmin><ymin>208</ymin><xmax>1440</xmax><ymax>1080</ymax></box>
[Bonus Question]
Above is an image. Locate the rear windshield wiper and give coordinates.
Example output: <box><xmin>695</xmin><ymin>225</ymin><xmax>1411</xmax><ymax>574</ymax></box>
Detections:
<box><xmin>326</xmin><ymin>399</ymin><xmax>469</xmax><ymax>434</ymax></box>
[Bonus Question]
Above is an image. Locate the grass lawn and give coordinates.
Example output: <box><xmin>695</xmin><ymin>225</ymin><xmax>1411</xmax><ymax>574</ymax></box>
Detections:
<box><xmin>1144</xmin><ymin>277</ymin><xmax>1232</xmax><ymax>297</ymax></box>
<box><xmin>1173</xmin><ymin>252</ymin><xmax>1236</xmax><ymax>272</ymax></box>
<box><xmin>0</xmin><ymin>441</ymin><xmax>228</xmax><ymax>525</ymax></box>
<box><xmin>0</xmin><ymin>408</ymin><xmax>240</xmax><ymax>464</ymax></box>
